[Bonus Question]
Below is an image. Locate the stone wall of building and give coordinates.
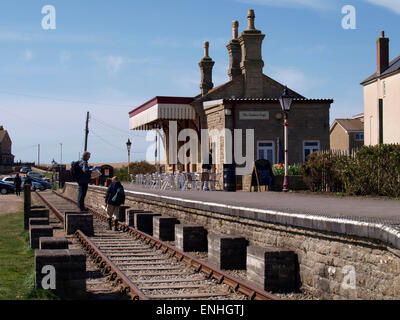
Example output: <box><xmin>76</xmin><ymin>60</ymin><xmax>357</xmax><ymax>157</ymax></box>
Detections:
<box><xmin>330</xmin><ymin>125</ymin><xmax>349</xmax><ymax>152</ymax></box>
<box><xmin>64</xmin><ymin>183</ymin><xmax>400</xmax><ymax>300</ymax></box>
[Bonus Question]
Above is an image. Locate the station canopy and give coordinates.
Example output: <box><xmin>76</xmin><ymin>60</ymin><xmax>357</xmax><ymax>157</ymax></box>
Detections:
<box><xmin>129</xmin><ymin>96</ymin><xmax>196</xmax><ymax>130</ymax></box>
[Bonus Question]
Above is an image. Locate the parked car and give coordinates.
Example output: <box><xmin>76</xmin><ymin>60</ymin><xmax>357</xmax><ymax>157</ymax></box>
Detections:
<box><xmin>31</xmin><ymin>177</ymin><xmax>51</xmax><ymax>190</ymax></box>
<box><xmin>0</xmin><ymin>181</ymin><xmax>15</xmax><ymax>194</ymax></box>
<box><xmin>27</xmin><ymin>171</ymin><xmax>45</xmax><ymax>179</ymax></box>
<box><xmin>1</xmin><ymin>177</ymin><xmax>15</xmax><ymax>185</ymax></box>
<box><xmin>20</xmin><ymin>167</ymin><xmax>31</xmax><ymax>173</ymax></box>
<box><xmin>21</xmin><ymin>178</ymin><xmax>47</xmax><ymax>191</ymax></box>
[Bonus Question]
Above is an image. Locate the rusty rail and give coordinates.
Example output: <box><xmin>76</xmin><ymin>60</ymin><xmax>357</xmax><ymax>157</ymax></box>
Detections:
<box><xmin>34</xmin><ymin>191</ymin><xmax>65</xmax><ymax>223</ymax></box>
<box><xmin>35</xmin><ymin>191</ymin><xmax>148</xmax><ymax>300</ymax></box>
<box><xmin>53</xmin><ymin>190</ymin><xmax>279</xmax><ymax>301</ymax></box>
<box><xmin>75</xmin><ymin>230</ymin><xmax>149</xmax><ymax>300</ymax></box>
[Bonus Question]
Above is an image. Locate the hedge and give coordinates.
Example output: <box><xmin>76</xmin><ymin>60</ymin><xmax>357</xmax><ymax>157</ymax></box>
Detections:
<box><xmin>300</xmin><ymin>144</ymin><xmax>400</xmax><ymax>198</ymax></box>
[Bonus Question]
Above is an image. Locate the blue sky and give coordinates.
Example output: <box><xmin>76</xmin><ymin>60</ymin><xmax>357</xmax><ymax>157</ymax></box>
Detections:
<box><xmin>1</xmin><ymin>0</ymin><xmax>399</xmax><ymax>164</ymax></box>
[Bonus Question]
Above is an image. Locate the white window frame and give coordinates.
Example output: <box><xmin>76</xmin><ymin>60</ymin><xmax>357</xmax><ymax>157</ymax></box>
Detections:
<box><xmin>303</xmin><ymin>140</ymin><xmax>320</xmax><ymax>162</ymax></box>
<box><xmin>257</xmin><ymin>140</ymin><xmax>275</xmax><ymax>164</ymax></box>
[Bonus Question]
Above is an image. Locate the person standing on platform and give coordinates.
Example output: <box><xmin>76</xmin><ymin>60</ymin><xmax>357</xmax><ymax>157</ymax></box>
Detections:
<box><xmin>202</xmin><ymin>153</ymin><xmax>213</xmax><ymax>191</ymax></box>
<box><xmin>14</xmin><ymin>173</ymin><xmax>22</xmax><ymax>196</ymax></box>
<box><xmin>105</xmin><ymin>176</ymin><xmax>125</xmax><ymax>230</ymax></box>
<box><xmin>76</xmin><ymin>151</ymin><xmax>92</xmax><ymax>212</ymax></box>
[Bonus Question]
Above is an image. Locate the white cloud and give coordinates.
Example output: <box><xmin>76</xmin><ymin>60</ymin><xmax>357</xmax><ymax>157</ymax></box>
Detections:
<box><xmin>93</xmin><ymin>54</ymin><xmax>158</xmax><ymax>76</ymax></box>
<box><xmin>105</xmin><ymin>56</ymin><xmax>127</xmax><ymax>74</ymax></box>
<box><xmin>92</xmin><ymin>55</ymin><xmax>132</xmax><ymax>75</ymax></box>
<box><xmin>267</xmin><ymin>65</ymin><xmax>321</xmax><ymax>94</ymax></box>
<box><xmin>23</xmin><ymin>49</ymin><xmax>33</xmax><ymax>61</ymax></box>
<box><xmin>363</xmin><ymin>0</ymin><xmax>400</xmax><ymax>14</ymax></box>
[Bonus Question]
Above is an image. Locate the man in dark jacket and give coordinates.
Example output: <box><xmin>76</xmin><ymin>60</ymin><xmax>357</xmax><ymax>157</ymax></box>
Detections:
<box><xmin>14</xmin><ymin>173</ymin><xmax>22</xmax><ymax>196</ymax></box>
<box><xmin>77</xmin><ymin>151</ymin><xmax>92</xmax><ymax>212</ymax></box>
<box><xmin>105</xmin><ymin>176</ymin><xmax>125</xmax><ymax>230</ymax></box>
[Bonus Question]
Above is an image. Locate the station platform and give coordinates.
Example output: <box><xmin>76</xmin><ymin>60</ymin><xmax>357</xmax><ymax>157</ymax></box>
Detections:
<box><xmin>123</xmin><ymin>184</ymin><xmax>400</xmax><ymax>223</ymax></box>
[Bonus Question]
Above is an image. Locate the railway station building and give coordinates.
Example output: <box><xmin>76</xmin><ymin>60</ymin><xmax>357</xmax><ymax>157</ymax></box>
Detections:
<box><xmin>129</xmin><ymin>10</ymin><xmax>333</xmax><ymax>184</ymax></box>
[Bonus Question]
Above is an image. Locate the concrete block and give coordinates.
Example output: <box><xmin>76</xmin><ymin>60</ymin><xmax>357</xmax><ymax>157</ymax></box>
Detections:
<box><xmin>29</xmin><ymin>217</ymin><xmax>49</xmax><ymax>226</ymax></box>
<box><xmin>208</xmin><ymin>233</ymin><xmax>247</xmax><ymax>270</ymax></box>
<box><xmin>35</xmin><ymin>249</ymin><xmax>86</xmax><ymax>299</ymax></box>
<box><xmin>153</xmin><ymin>216</ymin><xmax>179</xmax><ymax>241</ymax></box>
<box><xmin>29</xmin><ymin>225</ymin><xmax>53</xmax><ymax>249</ymax></box>
<box><xmin>134</xmin><ymin>212</ymin><xmax>162</xmax><ymax>236</ymax></box>
<box><xmin>247</xmin><ymin>245</ymin><xmax>296</xmax><ymax>293</ymax></box>
<box><xmin>25</xmin><ymin>208</ymin><xmax>50</xmax><ymax>230</ymax></box>
<box><xmin>125</xmin><ymin>210</ymin><xmax>152</xmax><ymax>227</ymax></box>
<box><xmin>65</xmin><ymin>213</ymin><xmax>94</xmax><ymax>236</ymax></box>
<box><xmin>40</xmin><ymin>237</ymin><xmax>69</xmax><ymax>250</ymax></box>
<box><xmin>175</xmin><ymin>224</ymin><xmax>207</xmax><ymax>252</ymax></box>
<box><xmin>118</xmin><ymin>206</ymin><xmax>130</xmax><ymax>223</ymax></box>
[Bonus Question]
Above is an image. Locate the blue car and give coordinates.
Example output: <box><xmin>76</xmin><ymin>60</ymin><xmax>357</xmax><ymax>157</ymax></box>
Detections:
<box><xmin>0</xmin><ymin>181</ymin><xmax>15</xmax><ymax>194</ymax></box>
<box><xmin>31</xmin><ymin>177</ymin><xmax>51</xmax><ymax>190</ymax></box>
<box><xmin>21</xmin><ymin>178</ymin><xmax>48</xmax><ymax>191</ymax></box>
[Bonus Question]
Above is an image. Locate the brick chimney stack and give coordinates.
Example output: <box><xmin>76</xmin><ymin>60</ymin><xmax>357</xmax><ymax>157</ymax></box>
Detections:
<box><xmin>199</xmin><ymin>41</ymin><xmax>215</xmax><ymax>96</ymax></box>
<box><xmin>377</xmin><ymin>31</ymin><xmax>389</xmax><ymax>76</ymax></box>
<box><xmin>238</xmin><ymin>10</ymin><xmax>265</xmax><ymax>97</ymax></box>
<box><xmin>226</xmin><ymin>20</ymin><xmax>242</xmax><ymax>80</ymax></box>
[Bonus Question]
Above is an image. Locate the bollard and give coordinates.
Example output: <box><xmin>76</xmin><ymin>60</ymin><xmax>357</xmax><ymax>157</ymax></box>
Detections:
<box><xmin>25</xmin><ymin>208</ymin><xmax>50</xmax><ymax>230</ymax></box>
<box><xmin>35</xmin><ymin>249</ymin><xmax>86</xmax><ymax>299</ymax></box>
<box><xmin>134</xmin><ymin>212</ymin><xmax>162</xmax><ymax>236</ymax></box>
<box><xmin>29</xmin><ymin>218</ymin><xmax>49</xmax><ymax>226</ymax></box>
<box><xmin>208</xmin><ymin>233</ymin><xmax>247</xmax><ymax>270</ymax></box>
<box><xmin>118</xmin><ymin>206</ymin><xmax>130</xmax><ymax>223</ymax></box>
<box><xmin>175</xmin><ymin>224</ymin><xmax>208</xmax><ymax>252</ymax></box>
<box><xmin>125</xmin><ymin>210</ymin><xmax>152</xmax><ymax>228</ymax></box>
<box><xmin>39</xmin><ymin>237</ymin><xmax>69</xmax><ymax>250</ymax></box>
<box><xmin>29</xmin><ymin>225</ymin><xmax>53</xmax><ymax>249</ymax></box>
<box><xmin>23</xmin><ymin>184</ymin><xmax>31</xmax><ymax>230</ymax></box>
<box><xmin>65</xmin><ymin>213</ymin><xmax>94</xmax><ymax>236</ymax></box>
<box><xmin>247</xmin><ymin>245</ymin><xmax>296</xmax><ymax>293</ymax></box>
<box><xmin>153</xmin><ymin>216</ymin><xmax>180</xmax><ymax>241</ymax></box>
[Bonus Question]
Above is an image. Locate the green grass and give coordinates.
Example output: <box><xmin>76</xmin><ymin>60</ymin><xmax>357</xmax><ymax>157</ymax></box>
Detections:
<box><xmin>0</xmin><ymin>211</ymin><xmax>59</xmax><ymax>300</ymax></box>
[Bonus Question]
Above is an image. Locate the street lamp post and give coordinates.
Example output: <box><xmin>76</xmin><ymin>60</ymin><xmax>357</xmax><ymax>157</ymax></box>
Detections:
<box><xmin>126</xmin><ymin>138</ymin><xmax>132</xmax><ymax>176</ymax></box>
<box><xmin>279</xmin><ymin>86</ymin><xmax>294</xmax><ymax>193</ymax></box>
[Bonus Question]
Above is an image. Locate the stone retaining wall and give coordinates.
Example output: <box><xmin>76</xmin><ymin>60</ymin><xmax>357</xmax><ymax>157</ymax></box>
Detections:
<box><xmin>63</xmin><ymin>183</ymin><xmax>400</xmax><ymax>300</ymax></box>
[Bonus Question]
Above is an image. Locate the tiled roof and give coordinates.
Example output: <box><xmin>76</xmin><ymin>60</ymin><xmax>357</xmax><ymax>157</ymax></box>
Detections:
<box><xmin>361</xmin><ymin>55</ymin><xmax>400</xmax><ymax>85</ymax></box>
<box><xmin>332</xmin><ymin>119</ymin><xmax>364</xmax><ymax>133</ymax></box>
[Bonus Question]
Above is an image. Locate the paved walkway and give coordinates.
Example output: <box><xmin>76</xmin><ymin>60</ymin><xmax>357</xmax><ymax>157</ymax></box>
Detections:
<box><xmin>123</xmin><ymin>184</ymin><xmax>400</xmax><ymax>223</ymax></box>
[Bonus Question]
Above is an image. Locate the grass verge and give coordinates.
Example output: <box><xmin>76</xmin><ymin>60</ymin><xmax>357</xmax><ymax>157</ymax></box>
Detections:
<box><xmin>0</xmin><ymin>211</ymin><xmax>59</xmax><ymax>300</ymax></box>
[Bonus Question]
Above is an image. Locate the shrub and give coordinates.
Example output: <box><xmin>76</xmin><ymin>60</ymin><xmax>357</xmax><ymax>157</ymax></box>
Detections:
<box><xmin>114</xmin><ymin>161</ymin><xmax>157</xmax><ymax>182</ymax></box>
<box><xmin>300</xmin><ymin>145</ymin><xmax>400</xmax><ymax>197</ymax></box>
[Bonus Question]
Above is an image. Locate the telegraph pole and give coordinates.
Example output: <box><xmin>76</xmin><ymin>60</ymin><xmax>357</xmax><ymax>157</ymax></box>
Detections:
<box><xmin>37</xmin><ymin>144</ymin><xmax>40</xmax><ymax>165</ymax></box>
<box><xmin>84</xmin><ymin>111</ymin><xmax>89</xmax><ymax>152</ymax></box>
<box><xmin>60</xmin><ymin>143</ymin><xmax>63</xmax><ymax>164</ymax></box>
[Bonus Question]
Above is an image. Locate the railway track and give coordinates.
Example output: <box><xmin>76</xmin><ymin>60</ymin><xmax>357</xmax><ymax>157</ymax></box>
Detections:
<box><xmin>35</xmin><ymin>190</ymin><xmax>279</xmax><ymax>301</ymax></box>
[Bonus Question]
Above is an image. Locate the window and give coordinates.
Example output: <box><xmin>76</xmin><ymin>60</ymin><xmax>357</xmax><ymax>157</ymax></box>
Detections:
<box><xmin>355</xmin><ymin>133</ymin><xmax>364</xmax><ymax>141</ymax></box>
<box><xmin>303</xmin><ymin>141</ymin><xmax>320</xmax><ymax>162</ymax></box>
<box><xmin>257</xmin><ymin>141</ymin><xmax>275</xmax><ymax>164</ymax></box>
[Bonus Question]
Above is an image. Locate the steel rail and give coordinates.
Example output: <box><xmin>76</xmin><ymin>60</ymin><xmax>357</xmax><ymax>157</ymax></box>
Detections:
<box><xmin>35</xmin><ymin>191</ymin><xmax>65</xmax><ymax>222</ymax></box>
<box><xmin>53</xmin><ymin>190</ymin><xmax>279</xmax><ymax>301</ymax></box>
<box><xmin>75</xmin><ymin>230</ymin><xmax>149</xmax><ymax>300</ymax></box>
<box><xmin>35</xmin><ymin>191</ymin><xmax>148</xmax><ymax>300</ymax></box>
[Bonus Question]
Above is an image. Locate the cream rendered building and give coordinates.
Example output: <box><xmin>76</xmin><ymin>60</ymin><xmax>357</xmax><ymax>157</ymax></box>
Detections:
<box><xmin>361</xmin><ymin>31</ymin><xmax>400</xmax><ymax>145</ymax></box>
